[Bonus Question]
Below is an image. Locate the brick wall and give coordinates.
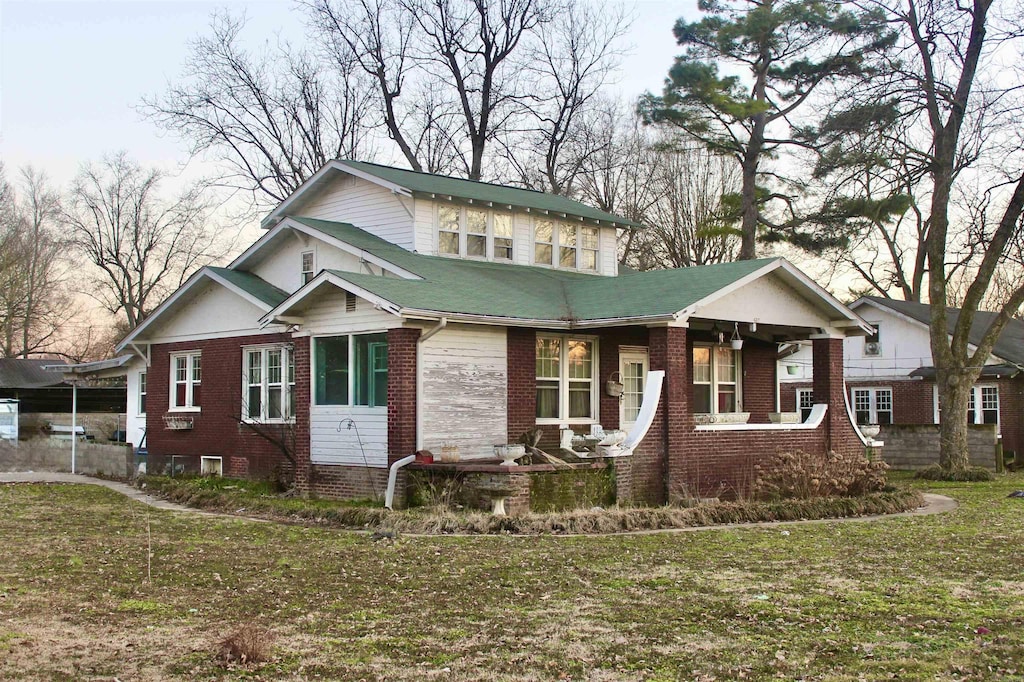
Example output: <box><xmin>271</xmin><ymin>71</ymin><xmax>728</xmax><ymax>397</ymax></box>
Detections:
<box><xmin>307</xmin><ymin>464</ymin><xmax>393</xmax><ymax>501</ymax></box>
<box><xmin>742</xmin><ymin>340</ymin><xmax>778</xmax><ymax>422</ymax></box>
<box><xmin>997</xmin><ymin>377</ymin><xmax>1024</xmax><ymax>458</ymax></box>
<box><xmin>147</xmin><ymin>334</ymin><xmax>302</xmax><ymax>480</ymax></box>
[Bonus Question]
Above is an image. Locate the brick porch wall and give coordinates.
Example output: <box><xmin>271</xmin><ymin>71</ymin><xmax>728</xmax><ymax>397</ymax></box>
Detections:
<box><xmin>146</xmin><ymin>334</ymin><xmax>302</xmax><ymax>480</ymax></box>
<box><xmin>507</xmin><ymin>327</ymin><xmax>537</xmax><ymax>444</ymax></box>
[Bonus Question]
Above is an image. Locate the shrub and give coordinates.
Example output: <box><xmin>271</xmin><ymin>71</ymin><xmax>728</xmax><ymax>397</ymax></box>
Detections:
<box><xmin>217</xmin><ymin>625</ymin><xmax>274</xmax><ymax>665</ymax></box>
<box><xmin>753</xmin><ymin>449</ymin><xmax>888</xmax><ymax>501</ymax></box>
<box><xmin>915</xmin><ymin>464</ymin><xmax>994</xmax><ymax>482</ymax></box>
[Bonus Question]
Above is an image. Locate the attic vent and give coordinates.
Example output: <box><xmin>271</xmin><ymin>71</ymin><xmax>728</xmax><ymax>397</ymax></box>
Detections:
<box><xmin>346</xmin><ymin>292</ymin><xmax>357</xmax><ymax>312</ymax></box>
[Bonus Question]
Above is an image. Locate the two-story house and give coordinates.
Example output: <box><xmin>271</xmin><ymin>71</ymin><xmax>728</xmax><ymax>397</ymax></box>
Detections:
<box><xmin>97</xmin><ymin>160</ymin><xmax>875</xmax><ymax>506</ymax></box>
<box><xmin>780</xmin><ymin>296</ymin><xmax>1024</xmax><ymax>461</ymax></box>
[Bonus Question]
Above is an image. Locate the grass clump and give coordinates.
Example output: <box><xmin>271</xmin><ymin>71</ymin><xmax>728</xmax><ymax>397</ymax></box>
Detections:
<box><xmin>217</xmin><ymin>625</ymin><xmax>274</xmax><ymax>665</ymax></box>
<box><xmin>916</xmin><ymin>463</ymin><xmax>995</xmax><ymax>482</ymax></box>
<box><xmin>754</xmin><ymin>449</ymin><xmax>889</xmax><ymax>500</ymax></box>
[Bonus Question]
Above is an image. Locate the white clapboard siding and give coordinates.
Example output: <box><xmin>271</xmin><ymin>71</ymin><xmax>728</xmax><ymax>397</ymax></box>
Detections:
<box><xmin>299</xmin><ymin>174</ymin><xmax>415</xmax><ymax>250</ymax></box>
<box><xmin>310</xmin><ymin>405</ymin><xmax>387</xmax><ymax>467</ymax></box>
<box><xmin>414</xmin><ymin>197</ymin><xmax>433</xmax><ymax>254</ymax></box>
<box><xmin>148</xmin><ymin>283</ymin><xmax>269</xmax><ymax>343</ymax></box>
<box><xmin>421</xmin><ymin>325</ymin><xmax>507</xmax><ymax>459</ymax></box>
<box><xmin>600</xmin><ymin>226</ymin><xmax>618</xmax><ymax>276</ymax></box>
<box><xmin>302</xmin><ymin>288</ymin><xmax>403</xmax><ymax>336</ymax></box>
<box><xmin>253</xmin><ymin>237</ymin><xmax>364</xmax><ymax>293</ymax></box>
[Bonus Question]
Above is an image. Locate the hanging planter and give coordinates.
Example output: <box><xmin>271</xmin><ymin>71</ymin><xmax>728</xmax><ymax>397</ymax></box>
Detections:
<box><xmin>605</xmin><ymin>371</ymin><xmax>624</xmax><ymax>397</ymax></box>
<box><xmin>786</xmin><ymin>364</ymin><xmax>800</xmax><ymax>376</ymax></box>
<box><xmin>730</xmin><ymin>322</ymin><xmax>744</xmax><ymax>350</ymax></box>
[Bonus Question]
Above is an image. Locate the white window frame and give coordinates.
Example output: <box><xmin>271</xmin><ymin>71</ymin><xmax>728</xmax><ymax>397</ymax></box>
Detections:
<box><xmin>301</xmin><ymin>250</ymin><xmax>315</xmax><ymax>285</ymax></box>
<box><xmin>536</xmin><ymin>334</ymin><xmax>600</xmax><ymax>425</ymax></box>
<box><xmin>795</xmin><ymin>388</ymin><xmax>813</xmax><ymax>421</ymax></box>
<box><xmin>532</xmin><ymin>219</ymin><xmax>600</xmax><ymax>272</ymax></box>
<box><xmin>312</xmin><ymin>331</ymin><xmax>390</xmax><ymax>409</ymax></box>
<box><xmin>692</xmin><ymin>344</ymin><xmax>743</xmax><ymax>414</ymax></box>
<box><xmin>169</xmin><ymin>351</ymin><xmax>201</xmax><ymax>412</ymax></box>
<box><xmin>935</xmin><ymin>384</ymin><xmax>1000</xmax><ymax>426</ymax></box>
<box><xmin>435</xmin><ymin>204</ymin><xmax>516</xmax><ymax>261</ymax></box>
<box><xmin>863</xmin><ymin>322</ymin><xmax>882</xmax><ymax>356</ymax></box>
<box><xmin>242</xmin><ymin>345</ymin><xmax>295</xmax><ymax>423</ymax></box>
<box><xmin>852</xmin><ymin>386</ymin><xmax>893</xmax><ymax>425</ymax></box>
<box><xmin>619</xmin><ymin>348</ymin><xmax>649</xmax><ymax>428</ymax></box>
<box><xmin>138</xmin><ymin>371</ymin><xmax>147</xmax><ymax>416</ymax></box>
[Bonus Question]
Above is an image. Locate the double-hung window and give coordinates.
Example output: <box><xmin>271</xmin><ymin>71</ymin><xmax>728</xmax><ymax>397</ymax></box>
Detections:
<box><xmin>795</xmin><ymin>388</ymin><xmax>813</xmax><ymax>422</ymax></box>
<box><xmin>170</xmin><ymin>352</ymin><xmax>201</xmax><ymax>410</ymax></box>
<box><xmin>437</xmin><ymin>205</ymin><xmax>515</xmax><ymax>260</ymax></box>
<box><xmin>692</xmin><ymin>345</ymin><xmax>741</xmax><ymax>414</ymax></box>
<box><xmin>243</xmin><ymin>346</ymin><xmax>295</xmax><ymax>422</ymax></box>
<box><xmin>534</xmin><ymin>220</ymin><xmax>599</xmax><ymax>271</ymax></box>
<box><xmin>314</xmin><ymin>333</ymin><xmax>389</xmax><ymax>408</ymax></box>
<box><xmin>536</xmin><ymin>335</ymin><xmax>597</xmax><ymax>423</ymax></box>
<box><xmin>968</xmin><ymin>385</ymin><xmax>999</xmax><ymax>425</ymax></box>
<box><xmin>301</xmin><ymin>251</ymin><xmax>315</xmax><ymax>285</ymax></box>
<box><xmin>138</xmin><ymin>372</ymin><xmax>147</xmax><ymax>415</ymax></box>
<box><xmin>852</xmin><ymin>387</ymin><xmax>892</xmax><ymax>425</ymax></box>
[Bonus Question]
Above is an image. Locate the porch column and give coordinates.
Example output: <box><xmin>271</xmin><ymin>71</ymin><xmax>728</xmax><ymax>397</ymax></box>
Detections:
<box><xmin>293</xmin><ymin>337</ymin><xmax>312</xmax><ymax>492</ymax></box>
<box><xmin>387</xmin><ymin>327</ymin><xmax>420</xmax><ymax>465</ymax></box>
<box><xmin>506</xmin><ymin>328</ymin><xmax>536</xmax><ymax>443</ymax></box>
<box><xmin>649</xmin><ymin>326</ymin><xmax>688</xmax><ymax>504</ymax></box>
<box><xmin>812</xmin><ymin>336</ymin><xmax>845</xmax><ymax>450</ymax></box>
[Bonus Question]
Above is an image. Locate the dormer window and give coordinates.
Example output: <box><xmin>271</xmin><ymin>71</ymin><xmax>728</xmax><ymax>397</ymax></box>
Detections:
<box><xmin>534</xmin><ymin>220</ymin><xmax>600</xmax><ymax>271</ymax></box>
<box><xmin>301</xmin><ymin>251</ymin><xmax>315</xmax><ymax>285</ymax></box>
<box><xmin>436</xmin><ymin>205</ymin><xmax>515</xmax><ymax>260</ymax></box>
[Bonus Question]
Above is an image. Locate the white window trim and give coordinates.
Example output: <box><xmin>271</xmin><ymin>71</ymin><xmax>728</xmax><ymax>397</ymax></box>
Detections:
<box><xmin>619</xmin><ymin>349</ymin><xmax>649</xmax><ymax>428</ymax></box>
<box><xmin>242</xmin><ymin>344</ymin><xmax>295</xmax><ymax>423</ymax></box>
<box><xmin>536</xmin><ymin>334</ymin><xmax>600</xmax><ymax>426</ymax></box>
<box><xmin>301</xmin><ymin>250</ymin><xmax>315</xmax><ymax>285</ymax></box>
<box><xmin>138</xmin><ymin>371</ymin><xmax>147</xmax><ymax>416</ymax></box>
<box><xmin>692</xmin><ymin>343</ymin><xmax>743</xmax><ymax>414</ymax></box>
<box><xmin>200</xmin><ymin>455</ymin><xmax>223</xmax><ymax>477</ymax></box>
<box><xmin>852</xmin><ymin>386</ymin><xmax>893</xmax><ymax>425</ymax></box>
<box><xmin>312</xmin><ymin>330</ymin><xmax>390</xmax><ymax>409</ymax></box>
<box><xmin>435</xmin><ymin>204</ymin><xmax>515</xmax><ymax>262</ymax></box>
<box><xmin>532</xmin><ymin>219</ymin><xmax>600</xmax><ymax>272</ymax></box>
<box><xmin>795</xmin><ymin>388</ymin><xmax>813</xmax><ymax>420</ymax></box>
<box><xmin>934</xmin><ymin>383</ymin><xmax>1000</xmax><ymax>426</ymax></box>
<box><xmin>169</xmin><ymin>351</ymin><xmax>202</xmax><ymax>412</ymax></box>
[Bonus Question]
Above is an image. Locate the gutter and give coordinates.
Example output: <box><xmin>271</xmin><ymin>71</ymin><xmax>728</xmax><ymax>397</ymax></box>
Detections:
<box><xmin>397</xmin><ymin>308</ymin><xmax>678</xmax><ymax>330</ymax></box>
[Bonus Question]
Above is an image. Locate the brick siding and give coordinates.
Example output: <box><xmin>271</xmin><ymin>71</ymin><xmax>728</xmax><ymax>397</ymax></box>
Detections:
<box><xmin>146</xmin><ymin>334</ymin><xmax>303</xmax><ymax>480</ymax></box>
<box><xmin>506</xmin><ymin>327</ymin><xmax>537</xmax><ymax>443</ymax></box>
<box><xmin>387</xmin><ymin>327</ymin><xmax>420</xmax><ymax>466</ymax></box>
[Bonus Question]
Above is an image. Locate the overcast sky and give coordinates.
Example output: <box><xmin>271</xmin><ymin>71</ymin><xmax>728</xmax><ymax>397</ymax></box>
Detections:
<box><xmin>1</xmin><ymin>0</ymin><xmax>695</xmax><ymax>187</ymax></box>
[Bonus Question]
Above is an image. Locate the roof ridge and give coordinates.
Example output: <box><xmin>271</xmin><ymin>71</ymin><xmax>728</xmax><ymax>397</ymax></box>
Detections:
<box><xmin>340</xmin><ymin>159</ymin><xmax>552</xmax><ymax>198</ymax></box>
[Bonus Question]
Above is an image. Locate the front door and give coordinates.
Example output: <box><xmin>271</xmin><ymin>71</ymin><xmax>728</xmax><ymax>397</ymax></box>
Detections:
<box><xmin>619</xmin><ymin>349</ymin><xmax>649</xmax><ymax>430</ymax></box>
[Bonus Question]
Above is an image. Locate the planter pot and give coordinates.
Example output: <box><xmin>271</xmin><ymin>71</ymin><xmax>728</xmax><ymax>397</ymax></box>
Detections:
<box><xmin>860</xmin><ymin>424</ymin><xmax>881</xmax><ymax>439</ymax></box>
<box><xmin>495</xmin><ymin>443</ymin><xmax>526</xmax><ymax>467</ymax></box>
<box><xmin>730</xmin><ymin>339</ymin><xmax>744</xmax><ymax>350</ymax></box>
<box><xmin>439</xmin><ymin>445</ymin><xmax>460</xmax><ymax>463</ymax></box>
<box><xmin>786</xmin><ymin>364</ymin><xmax>800</xmax><ymax>376</ymax></box>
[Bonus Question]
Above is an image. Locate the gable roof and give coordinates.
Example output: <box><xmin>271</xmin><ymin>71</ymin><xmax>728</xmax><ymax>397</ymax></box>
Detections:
<box><xmin>116</xmin><ymin>267</ymin><xmax>288</xmax><ymax>352</ymax></box>
<box><xmin>268</xmin><ymin>219</ymin><xmax>868</xmax><ymax>331</ymax></box>
<box><xmin>855</xmin><ymin>296</ymin><xmax>1024</xmax><ymax>365</ymax></box>
<box><xmin>263</xmin><ymin>159</ymin><xmax>643</xmax><ymax>229</ymax></box>
<box><xmin>0</xmin><ymin>359</ymin><xmax>66</xmax><ymax>388</ymax></box>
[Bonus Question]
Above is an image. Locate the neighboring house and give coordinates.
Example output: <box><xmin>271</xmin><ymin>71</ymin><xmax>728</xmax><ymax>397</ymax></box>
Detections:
<box><xmin>780</xmin><ymin>296</ymin><xmax>1024</xmax><ymax>459</ymax></box>
<box><xmin>69</xmin><ymin>160</ymin><xmax>875</xmax><ymax>504</ymax></box>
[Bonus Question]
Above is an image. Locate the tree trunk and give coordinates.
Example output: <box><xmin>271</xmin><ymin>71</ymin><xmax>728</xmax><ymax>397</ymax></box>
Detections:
<box><xmin>936</xmin><ymin>365</ymin><xmax>973</xmax><ymax>471</ymax></box>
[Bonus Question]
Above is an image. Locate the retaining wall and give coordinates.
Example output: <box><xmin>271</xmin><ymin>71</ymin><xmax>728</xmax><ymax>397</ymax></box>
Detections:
<box><xmin>0</xmin><ymin>439</ymin><xmax>133</xmax><ymax>477</ymax></box>
<box><xmin>879</xmin><ymin>424</ymin><xmax>998</xmax><ymax>470</ymax></box>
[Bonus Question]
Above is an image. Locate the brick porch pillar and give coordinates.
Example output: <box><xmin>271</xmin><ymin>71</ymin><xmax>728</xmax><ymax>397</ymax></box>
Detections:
<box><xmin>292</xmin><ymin>336</ymin><xmax>312</xmax><ymax>493</ymax></box>
<box><xmin>812</xmin><ymin>336</ymin><xmax>845</xmax><ymax>452</ymax></box>
<box><xmin>649</xmin><ymin>326</ymin><xmax>688</xmax><ymax>503</ymax></box>
<box><xmin>387</xmin><ymin>327</ymin><xmax>420</xmax><ymax>466</ymax></box>
<box><xmin>506</xmin><ymin>327</ymin><xmax>536</xmax><ymax>443</ymax></box>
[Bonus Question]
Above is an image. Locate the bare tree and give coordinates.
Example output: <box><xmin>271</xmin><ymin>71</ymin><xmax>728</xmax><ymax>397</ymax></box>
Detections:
<box><xmin>143</xmin><ymin>11</ymin><xmax>378</xmax><ymax>209</ymax></box>
<box><xmin>61</xmin><ymin>152</ymin><xmax>228</xmax><ymax>330</ymax></box>
<box><xmin>0</xmin><ymin>164</ymin><xmax>73</xmax><ymax>358</ymax></box>
<box><xmin>834</xmin><ymin>0</ymin><xmax>1024</xmax><ymax>473</ymax></box>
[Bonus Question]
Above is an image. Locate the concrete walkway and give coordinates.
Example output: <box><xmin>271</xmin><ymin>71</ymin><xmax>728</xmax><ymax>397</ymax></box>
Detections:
<box><xmin>0</xmin><ymin>471</ymin><xmax>957</xmax><ymax>533</ymax></box>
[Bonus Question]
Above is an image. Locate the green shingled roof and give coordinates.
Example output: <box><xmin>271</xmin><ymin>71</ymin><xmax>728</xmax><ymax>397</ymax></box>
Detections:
<box><xmin>339</xmin><ymin>160</ymin><xmax>643</xmax><ymax>228</ymax></box>
<box><xmin>209</xmin><ymin>267</ymin><xmax>289</xmax><ymax>308</ymax></box>
<box><xmin>286</xmin><ymin>217</ymin><xmax>774</xmax><ymax>324</ymax></box>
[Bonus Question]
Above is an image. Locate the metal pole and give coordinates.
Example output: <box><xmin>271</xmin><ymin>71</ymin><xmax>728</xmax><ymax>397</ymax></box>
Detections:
<box><xmin>71</xmin><ymin>381</ymin><xmax>77</xmax><ymax>475</ymax></box>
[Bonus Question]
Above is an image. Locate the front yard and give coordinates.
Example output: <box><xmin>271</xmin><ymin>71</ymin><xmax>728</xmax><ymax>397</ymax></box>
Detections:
<box><xmin>1</xmin><ymin>473</ymin><xmax>1023</xmax><ymax>680</ymax></box>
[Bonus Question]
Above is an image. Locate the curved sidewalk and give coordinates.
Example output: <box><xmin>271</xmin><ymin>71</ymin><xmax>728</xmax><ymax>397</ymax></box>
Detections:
<box><xmin>0</xmin><ymin>471</ymin><xmax>957</xmax><ymax>532</ymax></box>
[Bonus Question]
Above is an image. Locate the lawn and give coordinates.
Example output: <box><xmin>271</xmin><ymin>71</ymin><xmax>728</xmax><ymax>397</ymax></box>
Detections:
<box><xmin>1</xmin><ymin>473</ymin><xmax>1022</xmax><ymax>680</ymax></box>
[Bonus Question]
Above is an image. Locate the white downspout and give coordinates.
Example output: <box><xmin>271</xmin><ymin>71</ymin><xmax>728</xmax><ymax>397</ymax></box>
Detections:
<box><xmin>71</xmin><ymin>380</ymin><xmax>78</xmax><ymax>475</ymax></box>
<box><xmin>385</xmin><ymin>318</ymin><xmax>448</xmax><ymax>510</ymax></box>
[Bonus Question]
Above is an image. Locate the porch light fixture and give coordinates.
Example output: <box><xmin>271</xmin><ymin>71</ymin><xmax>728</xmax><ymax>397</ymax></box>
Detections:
<box><xmin>730</xmin><ymin>323</ymin><xmax>744</xmax><ymax>350</ymax></box>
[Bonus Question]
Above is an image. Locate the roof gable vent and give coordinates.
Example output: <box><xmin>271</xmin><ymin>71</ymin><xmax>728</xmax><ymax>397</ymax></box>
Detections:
<box><xmin>346</xmin><ymin>291</ymin><xmax>357</xmax><ymax>312</ymax></box>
